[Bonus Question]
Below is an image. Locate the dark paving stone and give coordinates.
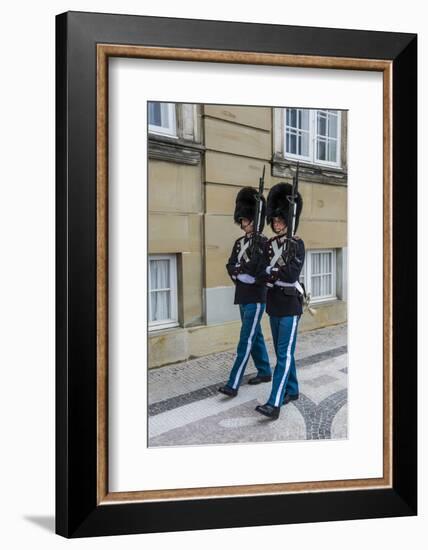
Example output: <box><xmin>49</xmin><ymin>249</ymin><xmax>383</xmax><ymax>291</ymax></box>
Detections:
<box><xmin>149</xmin><ymin>389</ymin><xmax>348</xmax><ymax>446</ymax></box>
<box><xmin>292</xmin><ymin>389</ymin><xmax>348</xmax><ymax>440</ymax></box>
<box><xmin>297</xmin><ymin>345</ymin><xmax>347</xmax><ymax>368</ymax></box>
<box><xmin>149</xmin><ymin>346</ymin><xmax>347</xmax><ymax>417</ymax></box>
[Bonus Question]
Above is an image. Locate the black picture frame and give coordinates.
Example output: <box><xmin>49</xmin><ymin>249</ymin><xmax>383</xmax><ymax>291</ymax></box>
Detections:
<box><xmin>56</xmin><ymin>11</ymin><xmax>417</xmax><ymax>538</ymax></box>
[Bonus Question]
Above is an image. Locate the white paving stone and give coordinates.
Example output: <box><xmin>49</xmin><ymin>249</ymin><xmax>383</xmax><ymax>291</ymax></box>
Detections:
<box><xmin>149</xmin><ymin>323</ymin><xmax>347</xmax><ymax>404</ymax></box>
<box><xmin>148</xmin><ymin>323</ymin><xmax>348</xmax><ymax>445</ymax></box>
<box><xmin>149</xmin><ymin>384</ymin><xmax>269</xmax><ymax>438</ymax></box>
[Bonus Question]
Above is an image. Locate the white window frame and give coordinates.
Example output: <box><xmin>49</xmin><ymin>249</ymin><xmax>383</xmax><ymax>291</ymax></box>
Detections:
<box><xmin>284</xmin><ymin>109</ymin><xmax>341</xmax><ymax>168</ymax></box>
<box><xmin>148</xmin><ymin>102</ymin><xmax>178</xmax><ymax>138</ymax></box>
<box><xmin>284</xmin><ymin>108</ymin><xmax>312</xmax><ymax>163</ymax></box>
<box><xmin>148</xmin><ymin>254</ymin><xmax>179</xmax><ymax>331</ymax></box>
<box><xmin>300</xmin><ymin>249</ymin><xmax>337</xmax><ymax>303</ymax></box>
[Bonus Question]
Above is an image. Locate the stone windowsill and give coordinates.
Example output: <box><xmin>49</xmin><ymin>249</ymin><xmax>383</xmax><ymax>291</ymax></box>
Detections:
<box><xmin>309</xmin><ymin>298</ymin><xmax>346</xmax><ymax>308</ymax></box>
<box><xmin>272</xmin><ymin>155</ymin><xmax>348</xmax><ymax>187</ymax></box>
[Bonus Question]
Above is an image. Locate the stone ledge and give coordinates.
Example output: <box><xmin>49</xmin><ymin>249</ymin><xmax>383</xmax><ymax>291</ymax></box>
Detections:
<box><xmin>272</xmin><ymin>155</ymin><xmax>348</xmax><ymax>186</ymax></box>
<box><xmin>148</xmin><ymin>134</ymin><xmax>205</xmax><ymax>165</ymax></box>
<box><xmin>148</xmin><ymin>300</ymin><xmax>347</xmax><ymax>368</ymax></box>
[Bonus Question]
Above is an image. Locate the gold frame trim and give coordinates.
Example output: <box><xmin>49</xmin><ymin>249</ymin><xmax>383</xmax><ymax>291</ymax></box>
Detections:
<box><xmin>96</xmin><ymin>44</ymin><xmax>393</xmax><ymax>505</ymax></box>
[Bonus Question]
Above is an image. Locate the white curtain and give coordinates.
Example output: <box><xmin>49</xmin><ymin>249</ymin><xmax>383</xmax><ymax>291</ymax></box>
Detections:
<box><xmin>311</xmin><ymin>252</ymin><xmax>332</xmax><ymax>298</ymax></box>
<box><xmin>149</xmin><ymin>260</ymin><xmax>170</xmax><ymax>321</ymax></box>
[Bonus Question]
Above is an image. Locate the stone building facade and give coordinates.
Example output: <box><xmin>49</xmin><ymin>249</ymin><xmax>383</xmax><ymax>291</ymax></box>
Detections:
<box><xmin>148</xmin><ymin>103</ymin><xmax>347</xmax><ymax>368</ymax></box>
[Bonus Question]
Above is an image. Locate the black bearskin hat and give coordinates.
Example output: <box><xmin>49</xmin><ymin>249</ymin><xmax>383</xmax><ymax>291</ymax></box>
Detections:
<box><xmin>266</xmin><ymin>182</ymin><xmax>303</xmax><ymax>232</ymax></box>
<box><xmin>233</xmin><ymin>186</ymin><xmax>266</xmax><ymax>232</ymax></box>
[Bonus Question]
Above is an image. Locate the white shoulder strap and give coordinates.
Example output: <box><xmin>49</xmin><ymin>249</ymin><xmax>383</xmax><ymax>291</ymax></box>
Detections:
<box><xmin>237</xmin><ymin>237</ymin><xmax>251</xmax><ymax>262</ymax></box>
<box><xmin>270</xmin><ymin>239</ymin><xmax>284</xmax><ymax>267</ymax></box>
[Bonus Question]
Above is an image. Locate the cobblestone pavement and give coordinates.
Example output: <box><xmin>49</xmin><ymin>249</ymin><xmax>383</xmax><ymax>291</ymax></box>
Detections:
<box><xmin>148</xmin><ymin>323</ymin><xmax>347</xmax><ymax>447</ymax></box>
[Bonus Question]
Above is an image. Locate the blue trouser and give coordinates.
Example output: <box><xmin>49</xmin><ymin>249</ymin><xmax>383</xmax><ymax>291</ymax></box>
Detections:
<box><xmin>267</xmin><ymin>315</ymin><xmax>300</xmax><ymax>407</ymax></box>
<box><xmin>227</xmin><ymin>303</ymin><xmax>271</xmax><ymax>390</ymax></box>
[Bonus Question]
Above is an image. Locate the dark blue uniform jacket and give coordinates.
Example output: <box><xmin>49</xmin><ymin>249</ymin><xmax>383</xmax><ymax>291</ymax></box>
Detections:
<box><xmin>256</xmin><ymin>235</ymin><xmax>306</xmax><ymax>317</ymax></box>
<box><xmin>226</xmin><ymin>235</ymin><xmax>268</xmax><ymax>305</ymax></box>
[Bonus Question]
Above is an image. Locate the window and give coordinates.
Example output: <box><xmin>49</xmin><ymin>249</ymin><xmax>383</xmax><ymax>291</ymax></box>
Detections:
<box><xmin>148</xmin><ymin>254</ymin><xmax>178</xmax><ymax>330</ymax></box>
<box><xmin>148</xmin><ymin>102</ymin><xmax>177</xmax><ymax>137</ymax></box>
<box><xmin>285</xmin><ymin>108</ymin><xmax>311</xmax><ymax>160</ymax></box>
<box><xmin>284</xmin><ymin>109</ymin><xmax>341</xmax><ymax>167</ymax></box>
<box><xmin>300</xmin><ymin>249</ymin><xmax>337</xmax><ymax>303</ymax></box>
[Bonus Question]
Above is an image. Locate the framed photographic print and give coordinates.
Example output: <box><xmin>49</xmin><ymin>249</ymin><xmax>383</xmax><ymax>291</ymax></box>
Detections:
<box><xmin>56</xmin><ymin>11</ymin><xmax>417</xmax><ymax>538</ymax></box>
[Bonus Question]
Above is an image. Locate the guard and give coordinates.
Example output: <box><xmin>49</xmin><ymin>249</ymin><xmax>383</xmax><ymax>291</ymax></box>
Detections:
<box><xmin>255</xmin><ymin>178</ymin><xmax>305</xmax><ymax>420</ymax></box>
<box><xmin>218</xmin><ymin>185</ymin><xmax>272</xmax><ymax>397</ymax></box>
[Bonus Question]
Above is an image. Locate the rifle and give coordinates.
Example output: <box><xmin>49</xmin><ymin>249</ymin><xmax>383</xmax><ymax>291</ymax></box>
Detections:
<box><xmin>285</xmin><ymin>163</ymin><xmax>316</xmax><ymax>316</ymax></box>
<box><xmin>286</xmin><ymin>161</ymin><xmax>299</xmax><ymax>240</ymax></box>
<box><xmin>250</xmin><ymin>165</ymin><xmax>266</xmax><ymax>254</ymax></box>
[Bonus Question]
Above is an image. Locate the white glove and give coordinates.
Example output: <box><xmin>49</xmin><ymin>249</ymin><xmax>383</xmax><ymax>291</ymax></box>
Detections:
<box><xmin>237</xmin><ymin>273</ymin><xmax>256</xmax><ymax>284</ymax></box>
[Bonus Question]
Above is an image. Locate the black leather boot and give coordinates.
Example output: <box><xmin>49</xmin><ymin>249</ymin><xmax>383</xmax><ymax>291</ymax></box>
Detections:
<box><xmin>218</xmin><ymin>385</ymin><xmax>238</xmax><ymax>397</ymax></box>
<box><xmin>255</xmin><ymin>403</ymin><xmax>280</xmax><ymax>419</ymax></box>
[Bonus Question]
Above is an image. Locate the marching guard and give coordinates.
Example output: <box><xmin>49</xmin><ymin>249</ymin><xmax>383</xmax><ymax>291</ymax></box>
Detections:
<box><xmin>218</xmin><ymin>181</ymin><xmax>272</xmax><ymax>398</ymax></box>
<box><xmin>255</xmin><ymin>176</ymin><xmax>305</xmax><ymax>420</ymax></box>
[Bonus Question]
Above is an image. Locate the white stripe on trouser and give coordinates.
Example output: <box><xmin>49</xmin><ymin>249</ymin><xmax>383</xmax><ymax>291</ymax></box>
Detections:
<box><xmin>274</xmin><ymin>315</ymin><xmax>298</xmax><ymax>407</ymax></box>
<box><xmin>232</xmin><ymin>304</ymin><xmax>262</xmax><ymax>389</ymax></box>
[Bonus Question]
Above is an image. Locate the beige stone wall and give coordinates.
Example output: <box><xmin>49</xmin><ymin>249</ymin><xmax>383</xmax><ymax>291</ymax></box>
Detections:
<box><xmin>204</xmin><ymin>105</ymin><xmax>275</xmax><ymax>291</ymax></box>
<box><xmin>203</xmin><ymin>105</ymin><xmax>347</xmax><ymax>289</ymax></box>
<box><xmin>148</xmin><ymin>104</ymin><xmax>348</xmax><ymax>367</ymax></box>
<box><xmin>299</xmin><ymin>182</ymin><xmax>347</xmax><ymax>249</ymax></box>
<box><xmin>148</xmin><ymin>301</ymin><xmax>346</xmax><ymax>368</ymax></box>
<box><xmin>149</xmin><ymin>160</ymin><xmax>202</xmax><ymax>214</ymax></box>
<box><xmin>148</xmin><ymin>160</ymin><xmax>203</xmax><ymax>327</ymax></box>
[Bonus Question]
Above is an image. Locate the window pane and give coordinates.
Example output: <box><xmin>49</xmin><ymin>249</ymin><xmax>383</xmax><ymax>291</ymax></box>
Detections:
<box><xmin>289</xmin><ymin>132</ymin><xmax>296</xmax><ymax>154</ymax></box>
<box><xmin>320</xmin><ymin>274</ymin><xmax>325</xmax><ymax>297</ymax></box>
<box><xmin>317</xmin><ymin>111</ymin><xmax>327</xmax><ymax>136</ymax></box>
<box><xmin>328</xmin><ymin>140</ymin><xmax>337</xmax><ymax>163</ymax></box>
<box><xmin>300</xmin><ymin>131</ymin><xmax>309</xmax><ymax>156</ymax></box>
<box><xmin>311</xmin><ymin>274</ymin><xmax>332</xmax><ymax>298</ymax></box>
<box><xmin>325</xmin><ymin>274</ymin><xmax>332</xmax><ymax>294</ymax></box>
<box><xmin>311</xmin><ymin>253</ymin><xmax>320</xmax><ymax>275</ymax></box>
<box><xmin>310</xmin><ymin>252</ymin><xmax>334</xmax><ymax>298</ymax></box>
<box><xmin>286</xmin><ymin>131</ymin><xmax>290</xmax><ymax>152</ymax></box>
<box><xmin>300</xmin><ymin>109</ymin><xmax>310</xmax><ymax>131</ymax></box>
<box><xmin>323</xmin><ymin>252</ymin><xmax>330</xmax><ymax>273</ymax></box>
<box><xmin>150</xmin><ymin>259</ymin><xmax>170</xmax><ymax>290</ymax></box>
<box><xmin>328</xmin><ymin>112</ymin><xmax>338</xmax><ymax>138</ymax></box>
<box><xmin>160</xmin><ymin>103</ymin><xmax>171</xmax><ymax>127</ymax></box>
<box><xmin>285</xmin><ymin>109</ymin><xmax>310</xmax><ymax>158</ymax></box>
<box><xmin>317</xmin><ymin>139</ymin><xmax>326</xmax><ymax>161</ymax></box>
<box><xmin>312</xmin><ymin>275</ymin><xmax>321</xmax><ymax>297</ymax></box>
<box><xmin>149</xmin><ymin>102</ymin><xmax>174</xmax><ymax>130</ymax></box>
<box><xmin>150</xmin><ymin>290</ymin><xmax>171</xmax><ymax>321</ymax></box>
<box><xmin>315</xmin><ymin>111</ymin><xmax>339</xmax><ymax>164</ymax></box>
<box><xmin>149</xmin><ymin>102</ymin><xmax>162</xmax><ymax>126</ymax></box>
